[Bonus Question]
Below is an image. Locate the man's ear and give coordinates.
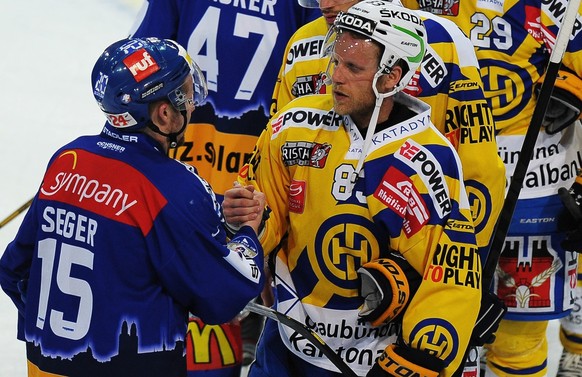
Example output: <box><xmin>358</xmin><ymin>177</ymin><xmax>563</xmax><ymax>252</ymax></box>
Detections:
<box><xmin>150</xmin><ymin>101</ymin><xmax>173</xmax><ymax>128</ymax></box>
<box><xmin>378</xmin><ymin>66</ymin><xmax>403</xmax><ymax>93</ymax></box>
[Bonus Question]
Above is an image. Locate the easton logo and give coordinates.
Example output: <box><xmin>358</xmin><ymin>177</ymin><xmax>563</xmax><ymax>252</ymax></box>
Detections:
<box><xmin>123</xmin><ymin>49</ymin><xmax>159</xmax><ymax>82</ymax></box>
<box><xmin>336</xmin><ymin>12</ymin><xmax>377</xmax><ymax>36</ymax></box>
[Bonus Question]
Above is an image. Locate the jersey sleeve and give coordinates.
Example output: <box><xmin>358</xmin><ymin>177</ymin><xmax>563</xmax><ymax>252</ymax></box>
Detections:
<box><xmin>271</xmin><ymin>18</ymin><xmax>330</xmax><ymax>117</ymax></box>
<box><xmin>147</xmin><ymin>176</ymin><xmax>265</xmax><ymax>325</ymax></box>
<box><xmin>405</xmin><ymin>14</ymin><xmax>506</xmax><ymax>257</ymax></box>
<box><xmin>129</xmin><ymin>0</ymin><xmax>180</xmax><ymax>39</ymax></box>
<box><xmin>0</xmin><ymin>196</ymin><xmax>41</xmax><ymax>340</ymax></box>
<box><xmin>271</xmin><ymin>36</ymin><xmax>298</xmax><ymax>117</ymax></box>
<box><xmin>540</xmin><ymin>1</ymin><xmax>582</xmax><ymax>76</ymax></box>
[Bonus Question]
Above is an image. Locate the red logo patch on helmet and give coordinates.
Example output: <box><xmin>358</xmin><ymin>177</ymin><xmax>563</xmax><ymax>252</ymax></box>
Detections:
<box><xmin>123</xmin><ymin>49</ymin><xmax>160</xmax><ymax>82</ymax></box>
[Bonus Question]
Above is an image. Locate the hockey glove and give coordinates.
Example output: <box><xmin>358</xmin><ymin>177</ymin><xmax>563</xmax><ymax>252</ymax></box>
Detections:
<box><xmin>357</xmin><ymin>253</ymin><xmax>421</xmax><ymax>326</ymax></box>
<box><xmin>557</xmin><ymin>173</ymin><xmax>582</xmax><ymax>252</ymax></box>
<box><xmin>471</xmin><ymin>290</ymin><xmax>507</xmax><ymax>346</ymax></box>
<box><xmin>367</xmin><ymin>343</ymin><xmax>445</xmax><ymax>377</ymax></box>
<box><xmin>535</xmin><ymin>69</ymin><xmax>582</xmax><ymax>134</ymax></box>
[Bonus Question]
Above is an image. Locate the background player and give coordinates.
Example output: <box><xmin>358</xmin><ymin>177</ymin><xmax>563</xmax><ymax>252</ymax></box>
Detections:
<box><xmin>400</xmin><ymin>0</ymin><xmax>582</xmax><ymax>375</ymax></box>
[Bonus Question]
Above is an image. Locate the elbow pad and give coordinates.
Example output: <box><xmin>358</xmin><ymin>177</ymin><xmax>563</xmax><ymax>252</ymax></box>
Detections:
<box><xmin>357</xmin><ymin>253</ymin><xmax>421</xmax><ymax>326</ymax></box>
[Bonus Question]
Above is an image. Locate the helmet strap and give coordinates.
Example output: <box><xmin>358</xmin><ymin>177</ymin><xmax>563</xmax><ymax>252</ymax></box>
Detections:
<box><xmin>346</xmin><ymin>70</ymin><xmax>400</xmax><ymax>195</ymax></box>
<box><xmin>146</xmin><ymin>109</ymin><xmax>189</xmax><ymax>153</ymax></box>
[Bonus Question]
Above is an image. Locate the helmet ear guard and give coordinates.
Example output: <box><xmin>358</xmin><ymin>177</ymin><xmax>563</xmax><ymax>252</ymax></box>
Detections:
<box><xmin>536</xmin><ymin>69</ymin><xmax>582</xmax><ymax>135</ymax></box>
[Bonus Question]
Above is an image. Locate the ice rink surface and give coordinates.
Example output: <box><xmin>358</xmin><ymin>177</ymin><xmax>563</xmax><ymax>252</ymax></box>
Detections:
<box><xmin>0</xmin><ymin>0</ymin><xmax>563</xmax><ymax>375</ymax></box>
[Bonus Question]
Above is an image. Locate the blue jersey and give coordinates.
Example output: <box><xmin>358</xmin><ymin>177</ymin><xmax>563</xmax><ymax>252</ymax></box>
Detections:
<box><xmin>130</xmin><ymin>0</ymin><xmax>319</xmax><ymax>195</ymax></box>
<box><xmin>0</xmin><ymin>124</ymin><xmax>264</xmax><ymax>377</ymax></box>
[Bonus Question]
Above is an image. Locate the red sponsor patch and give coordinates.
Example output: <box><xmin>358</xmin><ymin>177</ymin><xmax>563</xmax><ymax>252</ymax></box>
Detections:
<box><xmin>123</xmin><ymin>48</ymin><xmax>160</xmax><ymax>82</ymax></box>
<box><xmin>524</xmin><ymin>6</ymin><xmax>544</xmax><ymax>43</ymax></box>
<box><xmin>238</xmin><ymin>164</ymin><xmax>250</xmax><ymax>180</ymax></box>
<box><xmin>39</xmin><ymin>149</ymin><xmax>166</xmax><ymax>235</ymax></box>
<box><xmin>288</xmin><ymin>179</ymin><xmax>306</xmax><ymax>214</ymax></box>
<box><xmin>374</xmin><ymin>167</ymin><xmax>428</xmax><ymax>237</ymax></box>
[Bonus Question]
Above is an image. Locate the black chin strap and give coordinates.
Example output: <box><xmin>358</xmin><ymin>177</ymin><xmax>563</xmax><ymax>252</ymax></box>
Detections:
<box><xmin>146</xmin><ymin>110</ymin><xmax>189</xmax><ymax>157</ymax></box>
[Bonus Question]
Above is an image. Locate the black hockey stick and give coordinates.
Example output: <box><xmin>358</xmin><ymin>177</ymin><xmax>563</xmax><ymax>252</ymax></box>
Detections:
<box><xmin>482</xmin><ymin>0</ymin><xmax>582</xmax><ymax>290</ymax></box>
<box><xmin>0</xmin><ymin>197</ymin><xmax>33</xmax><ymax>229</ymax></box>
<box><xmin>245</xmin><ymin>301</ymin><xmax>358</xmax><ymax>377</ymax></box>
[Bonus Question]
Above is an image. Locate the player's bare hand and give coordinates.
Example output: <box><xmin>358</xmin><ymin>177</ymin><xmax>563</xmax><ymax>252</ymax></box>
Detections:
<box><xmin>223</xmin><ymin>182</ymin><xmax>264</xmax><ymax>229</ymax></box>
<box><xmin>242</xmin><ymin>190</ymin><xmax>266</xmax><ymax>234</ymax></box>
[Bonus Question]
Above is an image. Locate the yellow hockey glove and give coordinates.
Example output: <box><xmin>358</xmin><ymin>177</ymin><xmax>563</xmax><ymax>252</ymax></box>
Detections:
<box><xmin>357</xmin><ymin>253</ymin><xmax>421</xmax><ymax>326</ymax></box>
<box><xmin>367</xmin><ymin>343</ymin><xmax>444</xmax><ymax>377</ymax></box>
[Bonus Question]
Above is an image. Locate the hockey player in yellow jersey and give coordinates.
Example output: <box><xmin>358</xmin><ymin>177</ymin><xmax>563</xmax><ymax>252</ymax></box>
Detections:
<box><xmin>400</xmin><ymin>0</ymin><xmax>582</xmax><ymax>375</ymax></box>
<box><xmin>273</xmin><ymin>0</ymin><xmax>505</xmax><ymax>262</ymax></box>
<box><xmin>223</xmin><ymin>2</ymin><xmax>483</xmax><ymax>376</ymax></box>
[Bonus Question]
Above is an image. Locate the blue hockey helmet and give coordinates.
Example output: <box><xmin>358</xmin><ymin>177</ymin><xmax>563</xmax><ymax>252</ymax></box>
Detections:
<box><xmin>91</xmin><ymin>37</ymin><xmax>207</xmax><ymax>132</ymax></box>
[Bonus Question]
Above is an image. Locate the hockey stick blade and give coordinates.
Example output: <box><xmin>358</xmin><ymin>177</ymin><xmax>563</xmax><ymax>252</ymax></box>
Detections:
<box><xmin>245</xmin><ymin>301</ymin><xmax>358</xmax><ymax>377</ymax></box>
<box><xmin>482</xmin><ymin>0</ymin><xmax>582</xmax><ymax>290</ymax></box>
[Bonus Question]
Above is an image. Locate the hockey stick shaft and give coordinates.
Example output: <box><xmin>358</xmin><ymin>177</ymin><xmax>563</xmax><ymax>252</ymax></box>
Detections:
<box><xmin>482</xmin><ymin>0</ymin><xmax>581</xmax><ymax>290</ymax></box>
<box><xmin>0</xmin><ymin>197</ymin><xmax>33</xmax><ymax>229</ymax></box>
<box><xmin>245</xmin><ymin>301</ymin><xmax>358</xmax><ymax>377</ymax></box>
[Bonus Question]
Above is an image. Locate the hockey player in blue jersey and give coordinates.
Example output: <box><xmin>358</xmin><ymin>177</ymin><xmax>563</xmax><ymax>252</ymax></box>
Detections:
<box><xmin>0</xmin><ymin>37</ymin><xmax>266</xmax><ymax>377</ymax></box>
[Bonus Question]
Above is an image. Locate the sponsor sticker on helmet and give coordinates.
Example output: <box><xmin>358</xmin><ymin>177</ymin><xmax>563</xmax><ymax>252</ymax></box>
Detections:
<box><xmin>105</xmin><ymin>112</ymin><xmax>138</xmax><ymax>129</ymax></box>
<box><xmin>123</xmin><ymin>48</ymin><xmax>160</xmax><ymax>82</ymax></box>
<box><xmin>336</xmin><ymin>12</ymin><xmax>377</xmax><ymax>37</ymax></box>
<box><xmin>93</xmin><ymin>72</ymin><xmax>108</xmax><ymax>100</ymax></box>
